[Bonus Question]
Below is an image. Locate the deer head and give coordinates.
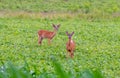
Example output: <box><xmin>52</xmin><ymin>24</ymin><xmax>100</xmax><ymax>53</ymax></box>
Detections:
<box><xmin>66</xmin><ymin>31</ymin><xmax>74</xmax><ymax>39</ymax></box>
<box><xmin>52</xmin><ymin>24</ymin><xmax>60</xmax><ymax>31</ymax></box>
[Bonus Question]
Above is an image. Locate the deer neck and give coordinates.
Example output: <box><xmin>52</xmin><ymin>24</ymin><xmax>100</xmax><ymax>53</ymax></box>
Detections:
<box><xmin>50</xmin><ymin>30</ymin><xmax>56</xmax><ymax>38</ymax></box>
<box><xmin>53</xmin><ymin>29</ymin><xmax>57</xmax><ymax>34</ymax></box>
<box><xmin>68</xmin><ymin>39</ymin><xmax>72</xmax><ymax>45</ymax></box>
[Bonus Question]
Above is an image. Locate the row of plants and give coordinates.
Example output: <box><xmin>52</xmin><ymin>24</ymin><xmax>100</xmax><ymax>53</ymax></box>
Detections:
<box><xmin>0</xmin><ymin>58</ymin><xmax>105</xmax><ymax>78</ymax></box>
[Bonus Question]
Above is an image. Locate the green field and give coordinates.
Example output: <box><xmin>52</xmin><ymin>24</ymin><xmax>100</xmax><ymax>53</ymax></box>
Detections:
<box><xmin>0</xmin><ymin>0</ymin><xmax>120</xmax><ymax>78</ymax></box>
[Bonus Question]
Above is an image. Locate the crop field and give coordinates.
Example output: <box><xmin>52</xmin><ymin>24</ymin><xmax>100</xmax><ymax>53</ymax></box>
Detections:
<box><xmin>0</xmin><ymin>0</ymin><xmax>120</xmax><ymax>78</ymax></box>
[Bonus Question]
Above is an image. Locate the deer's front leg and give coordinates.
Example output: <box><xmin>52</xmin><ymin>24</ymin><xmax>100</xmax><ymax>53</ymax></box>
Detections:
<box><xmin>66</xmin><ymin>51</ymin><xmax>69</xmax><ymax>58</ymax></box>
<box><xmin>48</xmin><ymin>38</ymin><xmax>52</xmax><ymax>45</ymax></box>
<box><xmin>70</xmin><ymin>51</ymin><xmax>74</xmax><ymax>58</ymax></box>
<box><xmin>38</xmin><ymin>36</ymin><xmax>43</xmax><ymax>45</ymax></box>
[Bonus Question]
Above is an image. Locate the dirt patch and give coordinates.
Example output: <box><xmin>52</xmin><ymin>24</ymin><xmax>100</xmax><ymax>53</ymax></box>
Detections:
<box><xmin>0</xmin><ymin>11</ymin><xmax>78</xmax><ymax>19</ymax></box>
<box><xmin>0</xmin><ymin>11</ymin><xmax>118</xmax><ymax>19</ymax></box>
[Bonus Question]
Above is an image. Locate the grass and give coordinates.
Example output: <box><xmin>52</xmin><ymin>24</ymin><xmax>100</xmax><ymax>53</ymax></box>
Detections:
<box><xmin>0</xmin><ymin>0</ymin><xmax>120</xmax><ymax>78</ymax></box>
<box><xmin>0</xmin><ymin>0</ymin><xmax>120</xmax><ymax>19</ymax></box>
<box><xmin>0</xmin><ymin>17</ymin><xmax>120</xmax><ymax>78</ymax></box>
<box><xmin>0</xmin><ymin>0</ymin><xmax>120</xmax><ymax>13</ymax></box>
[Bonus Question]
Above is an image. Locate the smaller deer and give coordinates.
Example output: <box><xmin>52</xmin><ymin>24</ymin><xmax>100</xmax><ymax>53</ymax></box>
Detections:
<box><xmin>66</xmin><ymin>31</ymin><xmax>75</xmax><ymax>58</ymax></box>
<box><xmin>38</xmin><ymin>24</ymin><xmax>60</xmax><ymax>45</ymax></box>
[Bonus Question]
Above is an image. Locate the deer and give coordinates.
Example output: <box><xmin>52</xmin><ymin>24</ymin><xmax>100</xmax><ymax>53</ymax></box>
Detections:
<box><xmin>66</xmin><ymin>31</ymin><xmax>75</xmax><ymax>58</ymax></box>
<box><xmin>38</xmin><ymin>24</ymin><xmax>60</xmax><ymax>45</ymax></box>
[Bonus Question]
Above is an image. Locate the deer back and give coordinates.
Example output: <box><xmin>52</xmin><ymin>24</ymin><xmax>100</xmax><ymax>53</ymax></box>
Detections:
<box><xmin>38</xmin><ymin>30</ymin><xmax>56</xmax><ymax>39</ymax></box>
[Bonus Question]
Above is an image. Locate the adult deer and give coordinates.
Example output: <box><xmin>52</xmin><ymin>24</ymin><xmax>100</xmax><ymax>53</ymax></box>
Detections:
<box><xmin>38</xmin><ymin>24</ymin><xmax>60</xmax><ymax>45</ymax></box>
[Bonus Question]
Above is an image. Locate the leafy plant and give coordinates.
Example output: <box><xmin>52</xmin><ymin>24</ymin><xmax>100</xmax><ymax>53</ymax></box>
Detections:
<box><xmin>0</xmin><ymin>60</ymin><xmax>105</xmax><ymax>78</ymax></box>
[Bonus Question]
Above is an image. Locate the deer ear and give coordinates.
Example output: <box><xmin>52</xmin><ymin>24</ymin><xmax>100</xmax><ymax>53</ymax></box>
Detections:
<box><xmin>57</xmin><ymin>24</ymin><xmax>60</xmax><ymax>28</ymax></box>
<box><xmin>71</xmin><ymin>32</ymin><xmax>74</xmax><ymax>36</ymax></box>
<box><xmin>66</xmin><ymin>31</ymin><xmax>69</xmax><ymax>35</ymax></box>
<box><xmin>52</xmin><ymin>24</ymin><xmax>55</xmax><ymax>27</ymax></box>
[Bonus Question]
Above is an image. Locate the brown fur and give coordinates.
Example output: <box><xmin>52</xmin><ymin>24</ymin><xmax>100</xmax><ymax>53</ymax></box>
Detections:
<box><xmin>38</xmin><ymin>24</ymin><xmax>60</xmax><ymax>45</ymax></box>
<box><xmin>66</xmin><ymin>32</ymin><xmax>75</xmax><ymax>58</ymax></box>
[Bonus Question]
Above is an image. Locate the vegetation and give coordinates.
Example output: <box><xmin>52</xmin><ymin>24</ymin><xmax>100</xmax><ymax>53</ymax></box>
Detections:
<box><xmin>0</xmin><ymin>0</ymin><xmax>120</xmax><ymax>78</ymax></box>
<box><xmin>0</xmin><ymin>0</ymin><xmax>120</xmax><ymax>13</ymax></box>
<box><xmin>0</xmin><ymin>59</ymin><xmax>105</xmax><ymax>78</ymax></box>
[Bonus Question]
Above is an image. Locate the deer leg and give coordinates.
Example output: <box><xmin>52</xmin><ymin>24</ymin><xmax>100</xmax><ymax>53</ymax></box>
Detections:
<box><xmin>38</xmin><ymin>36</ymin><xmax>43</xmax><ymax>45</ymax></box>
<box><xmin>48</xmin><ymin>39</ymin><xmax>51</xmax><ymax>45</ymax></box>
<box><xmin>66</xmin><ymin>51</ymin><xmax>69</xmax><ymax>58</ymax></box>
<box><xmin>70</xmin><ymin>51</ymin><xmax>74</xmax><ymax>58</ymax></box>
